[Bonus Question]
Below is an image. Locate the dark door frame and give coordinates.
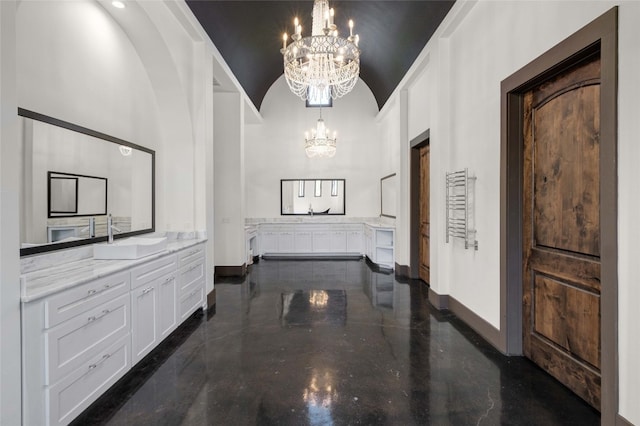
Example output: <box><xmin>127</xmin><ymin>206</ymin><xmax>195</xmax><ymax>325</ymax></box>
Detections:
<box><xmin>500</xmin><ymin>7</ymin><xmax>617</xmax><ymax>420</ymax></box>
<box><xmin>410</xmin><ymin>129</ymin><xmax>430</xmax><ymax>280</ymax></box>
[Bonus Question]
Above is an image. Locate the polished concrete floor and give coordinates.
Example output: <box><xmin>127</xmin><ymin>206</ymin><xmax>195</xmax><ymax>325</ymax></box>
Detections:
<box><xmin>74</xmin><ymin>259</ymin><xmax>600</xmax><ymax>425</ymax></box>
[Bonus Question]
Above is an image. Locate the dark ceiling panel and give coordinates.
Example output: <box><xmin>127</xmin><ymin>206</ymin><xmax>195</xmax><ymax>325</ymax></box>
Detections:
<box><xmin>186</xmin><ymin>1</ymin><xmax>455</xmax><ymax>110</ymax></box>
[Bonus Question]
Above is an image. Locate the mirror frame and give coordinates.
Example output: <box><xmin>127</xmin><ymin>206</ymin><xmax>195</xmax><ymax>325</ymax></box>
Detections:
<box><xmin>19</xmin><ymin>108</ymin><xmax>155</xmax><ymax>257</ymax></box>
<box><xmin>280</xmin><ymin>178</ymin><xmax>346</xmax><ymax>216</ymax></box>
<box><xmin>380</xmin><ymin>173</ymin><xmax>397</xmax><ymax>219</ymax></box>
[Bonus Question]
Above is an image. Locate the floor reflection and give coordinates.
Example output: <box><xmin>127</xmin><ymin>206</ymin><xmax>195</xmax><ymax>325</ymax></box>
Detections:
<box><xmin>303</xmin><ymin>368</ymin><xmax>338</xmax><ymax>425</ymax></box>
<box><xmin>73</xmin><ymin>259</ymin><xmax>599</xmax><ymax>426</ymax></box>
<box><xmin>281</xmin><ymin>289</ymin><xmax>347</xmax><ymax>326</ymax></box>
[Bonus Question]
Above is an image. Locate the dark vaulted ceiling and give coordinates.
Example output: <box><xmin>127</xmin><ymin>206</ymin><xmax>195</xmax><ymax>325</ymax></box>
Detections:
<box><xmin>186</xmin><ymin>1</ymin><xmax>455</xmax><ymax>111</ymax></box>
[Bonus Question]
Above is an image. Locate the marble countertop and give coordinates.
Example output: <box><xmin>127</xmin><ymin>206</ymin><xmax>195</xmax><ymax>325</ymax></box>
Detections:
<box><xmin>246</xmin><ymin>217</ymin><xmax>396</xmax><ymax>227</ymax></box>
<box><xmin>21</xmin><ymin>238</ymin><xmax>207</xmax><ymax>303</ymax></box>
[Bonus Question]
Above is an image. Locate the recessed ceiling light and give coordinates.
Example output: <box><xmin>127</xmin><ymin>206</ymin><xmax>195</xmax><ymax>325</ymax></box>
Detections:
<box><xmin>112</xmin><ymin>1</ymin><xmax>125</xmax><ymax>9</ymax></box>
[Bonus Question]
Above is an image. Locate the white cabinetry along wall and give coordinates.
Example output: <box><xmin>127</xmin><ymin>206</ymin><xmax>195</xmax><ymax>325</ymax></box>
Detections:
<box><xmin>256</xmin><ymin>223</ymin><xmax>394</xmax><ymax>270</ymax></box>
<box><xmin>258</xmin><ymin>224</ymin><xmax>364</xmax><ymax>256</ymax></box>
<box><xmin>21</xmin><ymin>243</ymin><xmax>206</xmax><ymax>426</ymax></box>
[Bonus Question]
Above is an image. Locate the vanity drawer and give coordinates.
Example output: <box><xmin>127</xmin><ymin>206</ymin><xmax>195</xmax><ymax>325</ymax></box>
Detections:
<box><xmin>179</xmin><ymin>257</ymin><xmax>205</xmax><ymax>293</ymax></box>
<box><xmin>47</xmin><ymin>334</ymin><xmax>130</xmax><ymax>426</ymax></box>
<box><xmin>130</xmin><ymin>254</ymin><xmax>177</xmax><ymax>290</ymax></box>
<box><xmin>178</xmin><ymin>244</ymin><xmax>205</xmax><ymax>267</ymax></box>
<box><xmin>179</xmin><ymin>284</ymin><xmax>204</xmax><ymax>321</ymax></box>
<box><xmin>44</xmin><ymin>271</ymin><xmax>130</xmax><ymax>329</ymax></box>
<box><xmin>45</xmin><ymin>293</ymin><xmax>130</xmax><ymax>385</ymax></box>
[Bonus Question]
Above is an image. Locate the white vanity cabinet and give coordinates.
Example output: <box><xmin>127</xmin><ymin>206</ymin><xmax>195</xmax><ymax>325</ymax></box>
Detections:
<box><xmin>258</xmin><ymin>223</ymin><xmax>363</xmax><ymax>256</ymax></box>
<box><xmin>364</xmin><ymin>224</ymin><xmax>395</xmax><ymax>270</ymax></box>
<box><xmin>177</xmin><ymin>244</ymin><xmax>206</xmax><ymax>321</ymax></box>
<box><xmin>130</xmin><ymin>254</ymin><xmax>178</xmax><ymax>365</ymax></box>
<box><xmin>22</xmin><ymin>271</ymin><xmax>133</xmax><ymax>426</ymax></box>
<box><xmin>22</xmin><ymin>241</ymin><xmax>207</xmax><ymax>426</ymax></box>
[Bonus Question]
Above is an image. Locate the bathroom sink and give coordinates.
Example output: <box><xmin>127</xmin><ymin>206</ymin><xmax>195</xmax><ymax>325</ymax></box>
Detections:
<box><xmin>93</xmin><ymin>237</ymin><xmax>167</xmax><ymax>260</ymax></box>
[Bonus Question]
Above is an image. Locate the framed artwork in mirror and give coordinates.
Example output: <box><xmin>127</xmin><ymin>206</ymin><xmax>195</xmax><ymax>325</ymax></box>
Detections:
<box><xmin>48</xmin><ymin>171</ymin><xmax>107</xmax><ymax>218</ymax></box>
<box><xmin>281</xmin><ymin>179</ymin><xmax>345</xmax><ymax>215</ymax></box>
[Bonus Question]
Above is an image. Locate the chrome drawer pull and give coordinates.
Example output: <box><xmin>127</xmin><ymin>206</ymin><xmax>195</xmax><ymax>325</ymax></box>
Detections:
<box><xmin>87</xmin><ymin>308</ymin><xmax>111</xmax><ymax>323</ymax></box>
<box><xmin>190</xmin><ymin>289</ymin><xmax>199</xmax><ymax>297</ymax></box>
<box><xmin>87</xmin><ymin>353</ymin><xmax>111</xmax><ymax>372</ymax></box>
<box><xmin>142</xmin><ymin>287</ymin><xmax>153</xmax><ymax>294</ymax></box>
<box><xmin>164</xmin><ymin>277</ymin><xmax>174</xmax><ymax>283</ymax></box>
<box><xmin>87</xmin><ymin>289</ymin><xmax>97</xmax><ymax>295</ymax></box>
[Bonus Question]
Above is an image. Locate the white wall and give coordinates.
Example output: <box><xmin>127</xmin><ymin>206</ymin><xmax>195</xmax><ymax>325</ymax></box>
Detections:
<box><xmin>0</xmin><ymin>2</ymin><xmax>21</xmax><ymax>424</ymax></box>
<box><xmin>381</xmin><ymin>1</ymin><xmax>639</xmax><ymax>422</ymax></box>
<box><xmin>245</xmin><ymin>77</ymin><xmax>383</xmax><ymax>219</ymax></box>
<box><xmin>17</xmin><ymin>1</ymin><xmax>160</xmax><ymax>150</ymax></box>
<box><xmin>213</xmin><ymin>92</ymin><xmax>245</xmax><ymax>267</ymax></box>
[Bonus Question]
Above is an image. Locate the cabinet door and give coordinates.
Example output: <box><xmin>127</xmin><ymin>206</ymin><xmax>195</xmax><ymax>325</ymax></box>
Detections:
<box><xmin>331</xmin><ymin>231</ymin><xmax>347</xmax><ymax>252</ymax></box>
<box><xmin>295</xmin><ymin>231</ymin><xmax>313</xmax><ymax>252</ymax></box>
<box><xmin>260</xmin><ymin>231</ymin><xmax>278</xmax><ymax>254</ymax></box>
<box><xmin>131</xmin><ymin>284</ymin><xmax>157</xmax><ymax>365</ymax></box>
<box><xmin>158</xmin><ymin>274</ymin><xmax>178</xmax><ymax>340</ymax></box>
<box><xmin>278</xmin><ymin>231</ymin><xmax>295</xmax><ymax>252</ymax></box>
<box><xmin>346</xmin><ymin>230</ymin><xmax>363</xmax><ymax>253</ymax></box>
<box><xmin>313</xmin><ymin>231</ymin><xmax>332</xmax><ymax>252</ymax></box>
<box><xmin>364</xmin><ymin>227</ymin><xmax>373</xmax><ymax>259</ymax></box>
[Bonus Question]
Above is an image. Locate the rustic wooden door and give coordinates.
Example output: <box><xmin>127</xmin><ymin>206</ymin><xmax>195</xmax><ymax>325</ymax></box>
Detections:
<box><xmin>522</xmin><ymin>53</ymin><xmax>601</xmax><ymax>409</ymax></box>
<box><xmin>419</xmin><ymin>145</ymin><xmax>430</xmax><ymax>283</ymax></box>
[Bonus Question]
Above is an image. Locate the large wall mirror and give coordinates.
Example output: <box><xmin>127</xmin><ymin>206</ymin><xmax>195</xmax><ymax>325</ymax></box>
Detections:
<box><xmin>380</xmin><ymin>173</ymin><xmax>397</xmax><ymax>218</ymax></box>
<box><xmin>281</xmin><ymin>179</ymin><xmax>345</xmax><ymax>215</ymax></box>
<box><xmin>19</xmin><ymin>108</ymin><xmax>155</xmax><ymax>256</ymax></box>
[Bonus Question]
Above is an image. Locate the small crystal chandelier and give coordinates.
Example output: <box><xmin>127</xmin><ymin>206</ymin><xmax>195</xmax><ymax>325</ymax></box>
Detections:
<box><xmin>281</xmin><ymin>0</ymin><xmax>360</xmax><ymax>101</ymax></box>
<box><xmin>305</xmin><ymin>110</ymin><xmax>337</xmax><ymax>158</ymax></box>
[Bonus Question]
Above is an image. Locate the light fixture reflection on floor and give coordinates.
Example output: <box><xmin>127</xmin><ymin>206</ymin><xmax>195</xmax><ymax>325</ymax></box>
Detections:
<box><xmin>280</xmin><ymin>0</ymin><xmax>360</xmax><ymax>100</ymax></box>
<box><xmin>305</xmin><ymin>110</ymin><xmax>337</xmax><ymax>159</ymax></box>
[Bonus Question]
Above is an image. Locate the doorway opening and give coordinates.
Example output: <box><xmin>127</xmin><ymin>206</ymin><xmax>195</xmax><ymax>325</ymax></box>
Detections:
<box><xmin>500</xmin><ymin>7</ymin><xmax>617</xmax><ymax>420</ymax></box>
<box><xmin>410</xmin><ymin>130</ymin><xmax>430</xmax><ymax>282</ymax></box>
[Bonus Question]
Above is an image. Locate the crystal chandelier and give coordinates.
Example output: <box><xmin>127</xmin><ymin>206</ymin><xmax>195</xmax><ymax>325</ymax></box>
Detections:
<box><xmin>305</xmin><ymin>110</ymin><xmax>337</xmax><ymax>158</ymax></box>
<box><xmin>281</xmin><ymin>0</ymin><xmax>360</xmax><ymax>101</ymax></box>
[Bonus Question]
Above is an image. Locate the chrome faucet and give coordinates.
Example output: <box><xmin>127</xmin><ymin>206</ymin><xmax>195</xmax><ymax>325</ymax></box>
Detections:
<box><xmin>81</xmin><ymin>217</ymin><xmax>96</xmax><ymax>238</ymax></box>
<box><xmin>107</xmin><ymin>214</ymin><xmax>121</xmax><ymax>243</ymax></box>
<box><xmin>308</xmin><ymin>204</ymin><xmax>314</xmax><ymax>216</ymax></box>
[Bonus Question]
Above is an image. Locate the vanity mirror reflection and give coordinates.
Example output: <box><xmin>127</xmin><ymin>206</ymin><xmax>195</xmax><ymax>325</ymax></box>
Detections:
<box><xmin>281</xmin><ymin>179</ymin><xmax>345</xmax><ymax>215</ymax></box>
<box><xmin>19</xmin><ymin>108</ymin><xmax>155</xmax><ymax>256</ymax></box>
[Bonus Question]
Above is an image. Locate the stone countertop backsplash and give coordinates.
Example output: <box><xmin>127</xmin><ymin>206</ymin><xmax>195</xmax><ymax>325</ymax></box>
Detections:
<box><xmin>20</xmin><ymin>236</ymin><xmax>207</xmax><ymax>303</ymax></box>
